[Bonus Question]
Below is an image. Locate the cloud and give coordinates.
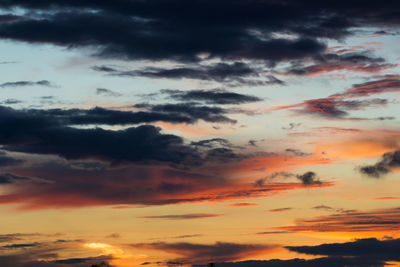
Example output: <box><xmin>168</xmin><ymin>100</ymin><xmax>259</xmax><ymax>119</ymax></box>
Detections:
<box><xmin>0</xmin><ymin>158</ymin><xmax>333</xmax><ymax>209</ymax></box>
<box><xmin>293</xmin><ymin>98</ymin><xmax>388</xmax><ymax>119</ymax></box>
<box><xmin>296</xmin><ymin>172</ymin><xmax>321</xmax><ymax>185</ymax></box>
<box><xmin>96</xmin><ymin>88</ymin><xmax>122</xmax><ymax>97</ymax></box>
<box><xmin>0</xmin><ymin>9</ymin><xmax>327</xmax><ymax>63</ymax></box>
<box><xmin>273</xmin><ymin>207</ymin><xmax>400</xmax><ymax>234</ymax></box>
<box><xmin>195</xmin><ymin>257</ymin><xmax>386</xmax><ymax>267</ymax></box>
<box><xmin>2</xmin><ymin>0</ymin><xmax>400</xmax><ymax>70</ymax></box>
<box><xmin>286</xmin><ymin>52</ymin><xmax>397</xmax><ymax>76</ymax></box>
<box><xmin>139</xmin><ymin>213</ymin><xmax>224</xmax><ymax>220</ymax></box>
<box><xmin>285</xmin><ymin>149</ymin><xmax>310</xmax><ymax>157</ymax></box>
<box><xmin>268</xmin><ymin>208</ymin><xmax>292</xmax><ymax>212</ymax></box>
<box><xmin>95</xmin><ymin>62</ymin><xmax>267</xmax><ymax>84</ymax></box>
<box><xmin>191</xmin><ymin>138</ymin><xmax>235</xmax><ymax>149</ymax></box>
<box><xmin>0</xmin><ymin>14</ymin><xmax>23</xmax><ymax>23</ymax></box>
<box><xmin>254</xmin><ymin>170</ymin><xmax>326</xmax><ymax>187</ymax></box>
<box><xmin>0</xmin><ymin>111</ymin><xmax>199</xmax><ymax>165</ymax></box>
<box><xmin>0</xmin><ymin>173</ymin><xmax>50</xmax><ymax>185</ymax></box>
<box><xmin>0</xmin><ymin>80</ymin><xmax>54</xmax><ymax>88</ymax></box>
<box><xmin>312</xmin><ymin>205</ymin><xmax>357</xmax><ymax>213</ymax></box>
<box><xmin>286</xmin><ymin>237</ymin><xmax>400</xmax><ymax>262</ymax></box>
<box><xmin>132</xmin><ymin>241</ymin><xmax>277</xmax><ymax>264</ymax></box>
<box><xmin>359</xmin><ymin>150</ymin><xmax>400</xmax><ymax>178</ymax></box>
<box><xmin>0</xmin><ymin>151</ymin><xmax>24</xmax><ymax>168</ymax></box>
<box><xmin>197</xmin><ymin>257</ymin><xmax>385</xmax><ymax>267</ymax></box>
<box><xmin>134</xmin><ymin>103</ymin><xmax>236</xmax><ymax>124</ymax></box>
<box><xmin>0</xmin><ymin>234</ymin><xmax>35</xmax><ymax>243</ymax></box>
<box><xmin>12</xmin><ymin>105</ymin><xmax>231</xmax><ymax>125</ymax></box>
<box><xmin>0</xmin><ymin>105</ymin><xmax>245</xmax><ymax>166</ymax></box>
<box><xmin>0</xmin><ymin>254</ymin><xmax>112</xmax><ymax>267</ymax></box>
<box><xmin>162</xmin><ymin>89</ymin><xmax>262</xmax><ymax>105</ymax></box>
<box><xmin>55</xmin><ymin>257</ymin><xmax>111</xmax><ymax>265</ymax></box>
<box><xmin>0</xmin><ymin>236</ymin><xmax>112</xmax><ymax>267</ymax></box>
<box><xmin>98</xmin><ymin>61</ymin><xmax>284</xmax><ymax>86</ymax></box>
<box><xmin>229</xmin><ymin>203</ymin><xmax>259</xmax><ymax>207</ymax></box>
<box><xmin>282</xmin><ymin>123</ymin><xmax>302</xmax><ymax>131</ymax></box>
<box><xmin>2</xmin><ymin>243</ymin><xmax>40</xmax><ymax>249</ymax></box>
<box><xmin>0</xmin><ymin>99</ymin><xmax>22</xmax><ymax>105</ymax></box>
<box><xmin>274</xmin><ymin>75</ymin><xmax>400</xmax><ymax>119</ymax></box>
<box><xmin>275</xmin><ymin>95</ymin><xmax>390</xmax><ymax>119</ymax></box>
<box><xmin>333</xmin><ymin>75</ymin><xmax>400</xmax><ymax>99</ymax></box>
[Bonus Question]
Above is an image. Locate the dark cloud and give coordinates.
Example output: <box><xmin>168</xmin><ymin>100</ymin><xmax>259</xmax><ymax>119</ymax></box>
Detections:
<box><xmin>0</xmin><ymin>14</ymin><xmax>23</xmax><ymax>23</ymax></box>
<box><xmin>295</xmin><ymin>98</ymin><xmax>388</xmax><ymax>118</ymax></box>
<box><xmin>0</xmin><ymin>105</ymin><xmax>245</xmax><ymax>165</ymax></box>
<box><xmin>1</xmin><ymin>0</ymin><xmax>400</xmax><ymax>68</ymax></box>
<box><xmin>95</xmin><ymin>88</ymin><xmax>122</xmax><ymax>97</ymax></box>
<box><xmin>55</xmin><ymin>257</ymin><xmax>111</xmax><ymax>265</ymax></box>
<box><xmin>248</xmin><ymin>140</ymin><xmax>257</xmax><ymax>147</ymax></box>
<box><xmin>2</xmin><ymin>243</ymin><xmax>40</xmax><ymax>249</ymax></box>
<box><xmin>94</xmin><ymin>62</ymin><xmax>285</xmax><ymax>86</ymax></box>
<box><xmin>285</xmin><ymin>149</ymin><xmax>310</xmax><ymax>157</ymax></box>
<box><xmin>162</xmin><ymin>89</ymin><xmax>262</xmax><ymax>105</ymax></box>
<box><xmin>0</xmin><ymin>173</ymin><xmax>50</xmax><ymax>185</ymax></box>
<box><xmin>253</xmin><ymin>172</ymin><xmax>295</xmax><ymax>187</ymax></box>
<box><xmin>132</xmin><ymin>241</ymin><xmax>277</xmax><ymax>264</ymax></box>
<box><xmin>0</xmin><ymin>9</ymin><xmax>326</xmax><ymax>63</ymax></box>
<box><xmin>274</xmin><ymin>207</ymin><xmax>400</xmax><ymax>233</ymax></box>
<box><xmin>0</xmin><ymin>173</ymin><xmax>29</xmax><ymax>184</ymax></box>
<box><xmin>91</xmin><ymin>65</ymin><xmax>117</xmax><ymax>73</ymax></box>
<box><xmin>135</xmin><ymin>103</ymin><xmax>236</xmax><ymax>124</ymax></box>
<box><xmin>268</xmin><ymin>208</ymin><xmax>292</xmax><ymax>212</ymax></box>
<box><xmin>0</xmin><ymin>106</ymin><xmax>206</xmax><ymax>165</ymax></box>
<box><xmin>18</xmin><ymin>106</ymin><xmax>199</xmax><ymax>125</ymax></box>
<box><xmin>196</xmin><ymin>257</ymin><xmax>386</xmax><ymax>267</ymax></box>
<box><xmin>359</xmin><ymin>150</ymin><xmax>400</xmax><ymax>178</ymax></box>
<box><xmin>312</xmin><ymin>205</ymin><xmax>335</xmax><ymax>211</ymax></box>
<box><xmin>275</xmin><ymin>75</ymin><xmax>400</xmax><ymax>119</ymax></box>
<box><xmin>0</xmin><ymin>99</ymin><xmax>22</xmax><ymax>105</ymax></box>
<box><xmin>0</xmin><ymin>151</ymin><xmax>24</xmax><ymax>168</ymax></box>
<box><xmin>282</xmin><ymin>123</ymin><xmax>302</xmax><ymax>130</ymax></box>
<box><xmin>0</xmin><ymin>160</ymin><xmax>332</xmax><ymax>209</ymax></box>
<box><xmin>286</xmin><ymin>237</ymin><xmax>400</xmax><ymax>262</ymax></box>
<box><xmin>333</xmin><ymin>75</ymin><xmax>400</xmax><ymax>99</ymax></box>
<box><xmin>0</xmin><ymin>234</ymin><xmax>27</xmax><ymax>243</ymax></box>
<box><xmin>287</xmin><ymin>52</ymin><xmax>397</xmax><ymax>76</ymax></box>
<box><xmin>102</xmin><ymin>62</ymin><xmax>257</xmax><ymax>81</ymax></box>
<box><xmin>296</xmin><ymin>172</ymin><xmax>321</xmax><ymax>185</ymax></box>
<box><xmin>376</xmin><ymin>116</ymin><xmax>395</xmax><ymax>120</ymax></box>
<box><xmin>139</xmin><ymin>213</ymin><xmax>224</xmax><ymax>220</ymax></box>
<box><xmin>106</xmin><ymin>233</ymin><xmax>120</xmax><ymax>239</ymax></box>
<box><xmin>0</xmin><ymin>234</ymin><xmax>112</xmax><ymax>267</ymax></box>
<box><xmin>0</xmin><ymin>254</ymin><xmax>112</xmax><ymax>267</ymax></box>
<box><xmin>140</xmin><ymin>261</ymin><xmax>183</xmax><ymax>266</ymax></box>
<box><xmin>191</xmin><ymin>138</ymin><xmax>235</xmax><ymax>149</ymax></box>
<box><xmin>0</xmin><ymin>80</ymin><xmax>54</xmax><ymax>88</ymax></box>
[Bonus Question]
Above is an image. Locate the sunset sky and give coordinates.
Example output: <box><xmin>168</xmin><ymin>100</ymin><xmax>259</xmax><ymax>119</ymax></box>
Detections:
<box><xmin>0</xmin><ymin>1</ymin><xmax>400</xmax><ymax>266</ymax></box>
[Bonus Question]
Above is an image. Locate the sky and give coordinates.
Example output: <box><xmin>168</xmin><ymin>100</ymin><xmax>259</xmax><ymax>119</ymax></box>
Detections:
<box><xmin>0</xmin><ymin>1</ymin><xmax>400</xmax><ymax>266</ymax></box>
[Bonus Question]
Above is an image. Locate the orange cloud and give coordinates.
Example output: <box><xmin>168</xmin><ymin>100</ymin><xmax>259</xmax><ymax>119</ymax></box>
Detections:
<box><xmin>272</xmin><ymin>207</ymin><xmax>400</xmax><ymax>239</ymax></box>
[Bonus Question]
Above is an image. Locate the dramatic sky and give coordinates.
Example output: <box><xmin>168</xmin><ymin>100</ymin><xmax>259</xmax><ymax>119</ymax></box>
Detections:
<box><xmin>0</xmin><ymin>1</ymin><xmax>400</xmax><ymax>266</ymax></box>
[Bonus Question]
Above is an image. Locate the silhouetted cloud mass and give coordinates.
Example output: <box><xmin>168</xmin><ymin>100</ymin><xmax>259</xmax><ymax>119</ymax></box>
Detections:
<box><xmin>287</xmin><ymin>237</ymin><xmax>400</xmax><ymax>262</ymax></box>
<box><xmin>0</xmin><ymin>80</ymin><xmax>54</xmax><ymax>88</ymax></box>
<box><xmin>359</xmin><ymin>150</ymin><xmax>400</xmax><ymax>178</ymax></box>
<box><xmin>162</xmin><ymin>89</ymin><xmax>262</xmax><ymax>105</ymax></box>
<box><xmin>296</xmin><ymin>172</ymin><xmax>321</xmax><ymax>185</ymax></box>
